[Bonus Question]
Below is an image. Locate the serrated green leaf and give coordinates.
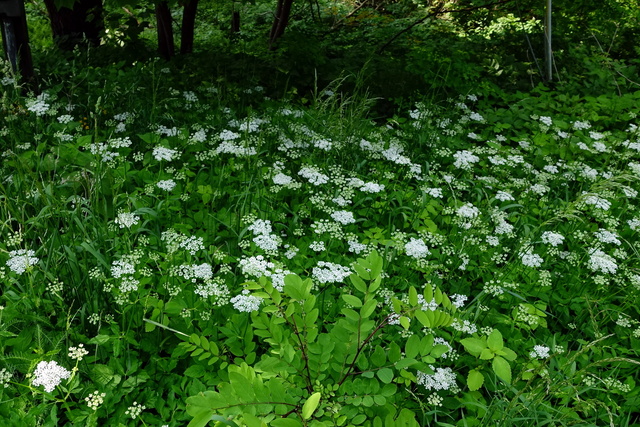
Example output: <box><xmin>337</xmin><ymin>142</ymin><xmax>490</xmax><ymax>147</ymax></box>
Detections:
<box><xmin>501</xmin><ymin>347</ymin><xmax>517</xmax><ymax>361</ymax></box>
<box><xmin>302</xmin><ymin>392</ymin><xmax>321</xmax><ymax>420</ymax></box>
<box><xmin>487</xmin><ymin>329</ymin><xmax>504</xmax><ymax>352</ymax></box>
<box><xmin>492</xmin><ymin>356</ymin><xmax>511</xmax><ymax>384</ymax></box>
<box><xmin>467</xmin><ymin>370</ymin><xmax>484</xmax><ymax>391</ymax></box>
<box><xmin>480</xmin><ymin>348</ymin><xmax>494</xmax><ymax>360</ymax></box>
<box><xmin>342</xmin><ymin>294</ymin><xmax>363</xmax><ymax>308</ymax></box>
<box><xmin>461</xmin><ymin>337</ymin><xmax>487</xmax><ymax>356</ymax></box>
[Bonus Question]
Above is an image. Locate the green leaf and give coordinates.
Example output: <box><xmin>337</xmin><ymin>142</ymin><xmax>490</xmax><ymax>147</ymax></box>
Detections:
<box><xmin>350</xmin><ymin>275</ymin><xmax>368</xmax><ymax>293</ymax></box>
<box><xmin>414</xmin><ymin>310</ymin><xmax>431</xmax><ymax>328</ymax></box>
<box><xmin>371</xmin><ymin>346</ymin><xmax>387</xmax><ymax>368</ymax></box>
<box><xmin>408</xmin><ymin>286</ymin><xmax>418</xmax><ymax>306</ymax></box>
<box><xmin>283</xmin><ymin>274</ymin><xmax>304</xmax><ymax>300</ymax></box>
<box><xmin>399</xmin><ymin>316</ymin><xmax>410</xmax><ymax>330</ymax></box>
<box><xmin>492</xmin><ymin>356</ymin><xmax>511</xmax><ymax>384</ymax></box>
<box><xmin>302</xmin><ymin>392</ymin><xmax>321</xmax><ymax>420</ymax></box>
<box><xmin>377</xmin><ymin>367</ymin><xmax>394</xmax><ymax>384</ymax></box>
<box><xmin>461</xmin><ymin>337</ymin><xmax>487</xmax><ymax>356</ymax></box>
<box><xmin>487</xmin><ymin>329</ymin><xmax>504</xmax><ymax>352</ymax></box>
<box><xmin>479</xmin><ymin>348</ymin><xmax>494</xmax><ymax>360</ymax></box>
<box><xmin>405</xmin><ymin>334</ymin><xmax>421</xmax><ymax>359</ymax></box>
<box><xmin>361</xmin><ymin>298</ymin><xmax>377</xmax><ymax>318</ymax></box>
<box><xmin>501</xmin><ymin>347</ymin><xmax>517</xmax><ymax>361</ymax></box>
<box><xmin>342</xmin><ymin>294</ymin><xmax>363</xmax><ymax>308</ymax></box>
<box><xmin>467</xmin><ymin>370</ymin><xmax>484</xmax><ymax>391</ymax></box>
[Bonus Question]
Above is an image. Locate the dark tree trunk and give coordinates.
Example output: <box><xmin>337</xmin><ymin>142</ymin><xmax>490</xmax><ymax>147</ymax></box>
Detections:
<box><xmin>268</xmin><ymin>0</ymin><xmax>294</xmax><ymax>49</ymax></box>
<box><xmin>155</xmin><ymin>1</ymin><xmax>174</xmax><ymax>59</ymax></box>
<box><xmin>231</xmin><ymin>11</ymin><xmax>240</xmax><ymax>33</ymax></box>
<box><xmin>1</xmin><ymin>0</ymin><xmax>34</xmax><ymax>86</ymax></box>
<box><xmin>180</xmin><ymin>0</ymin><xmax>198</xmax><ymax>54</ymax></box>
<box><xmin>42</xmin><ymin>0</ymin><xmax>103</xmax><ymax>50</ymax></box>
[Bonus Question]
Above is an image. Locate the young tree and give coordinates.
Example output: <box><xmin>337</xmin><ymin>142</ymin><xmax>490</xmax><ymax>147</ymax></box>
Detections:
<box><xmin>42</xmin><ymin>0</ymin><xmax>104</xmax><ymax>49</ymax></box>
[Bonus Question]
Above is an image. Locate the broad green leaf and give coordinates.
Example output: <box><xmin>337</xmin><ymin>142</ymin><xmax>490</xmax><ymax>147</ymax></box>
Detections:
<box><xmin>479</xmin><ymin>348</ymin><xmax>494</xmax><ymax>360</ymax></box>
<box><xmin>270</xmin><ymin>419</ymin><xmax>302</xmax><ymax>427</ymax></box>
<box><xmin>361</xmin><ymin>298</ymin><xmax>378</xmax><ymax>318</ymax></box>
<box><xmin>283</xmin><ymin>274</ymin><xmax>304</xmax><ymax>300</ymax></box>
<box><xmin>414</xmin><ymin>310</ymin><xmax>431</xmax><ymax>328</ymax></box>
<box><xmin>301</xmin><ymin>392</ymin><xmax>321</xmax><ymax>420</ymax></box>
<box><xmin>487</xmin><ymin>329</ymin><xmax>504</xmax><ymax>352</ymax></box>
<box><xmin>399</xmin><ymin>316</ymin><xmax>410</xmax><ymax>330</ymax></box>
<box><xmin>492</xmin><ymin>356</ymin><xmax>512</xmax><ymax>384</ymax></box>
<box><xmin>350</xmin><ymin>274</ymin><xmax>368</xmax><ymax>293</ymax></box>
<box><xmin>342</xmin><ymin>294</ymin><xmax>363</xmax><ymax>308</ymax></box>
<box><xmin>377</xmin><ymin>367</ymin><xmax>394</xmax><ymax>384</ymax></box>
<box><xmin>405</xmin><ymin>334</ymin><xmax>421</xmax><ymax>359</ymax></box>
<box><xmin>501</xmin><ymin>347</ymin><xmax>518</xmax><ymax>361</ymax></box>
<box><xmin>408</xmin><ymin>286</ymin><xmax>418</xmax><ymax>306</ymax></box>
<box><xmin>467</xmin><ymin>370</ymin><xmax>484</xmax><ymax>391</ymax></box>
<box><xmin>371</xmin><ymin>345</ymin><xmax>386</xmax><ymax>368</ymax></box>
<box><xmin>369</xmin><ymin>277</ymin><xmax>382</xmax><ymax>293</ymax></box>
<box><xmin>460</xmin><ymin>337</ymin><xmax>487</xmax><ymax>356</ymax></box>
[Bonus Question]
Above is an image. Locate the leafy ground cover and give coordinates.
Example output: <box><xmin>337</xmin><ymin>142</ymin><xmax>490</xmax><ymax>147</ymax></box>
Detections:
<box><xmin>1</xmin><ymin>57</ymin><xmax>640</xmax><ymax>426</ymax></box>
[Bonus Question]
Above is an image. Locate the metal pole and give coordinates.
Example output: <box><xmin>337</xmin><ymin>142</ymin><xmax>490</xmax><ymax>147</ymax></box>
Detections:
<box><xmin>544</xmin><ymin>0</ymin><xmax>552</xmax><ymax>81</ymax></box>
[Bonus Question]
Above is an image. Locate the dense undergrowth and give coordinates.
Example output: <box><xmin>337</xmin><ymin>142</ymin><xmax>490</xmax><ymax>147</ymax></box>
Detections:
<box><xmin>1</xmin><ymin>0</ymin><xmax>640</xmax><ymax>425</ymax></box>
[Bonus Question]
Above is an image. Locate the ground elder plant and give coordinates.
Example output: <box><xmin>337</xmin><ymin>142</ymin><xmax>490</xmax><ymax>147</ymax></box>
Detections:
<box><xmin>1</xmin><ymin>66</ymin><xmax>640</xmax><ymax>426</ymax></box>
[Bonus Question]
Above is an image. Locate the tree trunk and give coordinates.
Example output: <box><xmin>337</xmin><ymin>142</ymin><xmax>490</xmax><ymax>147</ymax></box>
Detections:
<box><xmin>180</xmin><ymin>0</ymin><xmax>198</xmax><ymax>54</ymax></box>
<box><xmin>156</xmin><ymin>1</ymin><xmax>174</xmax><ymax>59</ymax></box>
<box><xmin>231</xmin><ymin>11</ymin><xmax>240</xmax><ymax>33</ymax></box>
<box><xmin>42</xmin><ymin>0</ymin><xmax>103</xmax><ymax>50</ymax></box>
<box><xmin>268</xmin><ymin>0</ymin><xmax>294</xmax><ymax>49</ymax></box>
<box><xmin>1</xmin><ymin>0</ymin><xmax>34</xmax><ymax>86</ymax></box>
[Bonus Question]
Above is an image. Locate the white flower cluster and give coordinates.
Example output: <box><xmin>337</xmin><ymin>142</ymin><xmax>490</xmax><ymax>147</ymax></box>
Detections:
<box><xmin>541</xmin><ymin>231</ymin><xmax>564</xmax><ymax>247</ymax></box>
<box><xmin>176</xmin><ymin>263</ymin><xmax>213</xmax><ymax>282</ymax></box>
<box><xmin>450</xmin><ymin>294</ymin><xmax>468</xmax><ymax>309</ymax></box>
<box><xmin>0</xmin><ymin>368</ymin><xmax>12</xmax><ymax>388</ymax></box>
<box><xmin>215</xmin><ymin>141</ymin><xmax>257</xmax><ymax>157</ymax></box>
<box><xmin>331</xmin><ymin>210</ymin><xmax>356</xmax><ymax>225</ymax></box>
<box><xmin>309</xmin><ymin>241</ymin><xmax>326</xmax><ymax>252</ymax></box>
<box><xmin>26</xmin><ymin>95</ymin><xmax>50</xmax><ymax>116</ymax></box>
<box><xmin>587</xmin><ymin>249</ymin><xmax>617</xmax><ymax>274</ymax></box>
<box><xmin>298</xmin><ymin>166</ymin><xmax>329</xmax><ymax>185</ymax></box>
<box><xmin>530</xmin><ymin>345</ymin><xmax>550</xmax><ymax>359</ymax></box>
<box><xmin>153</xmin><ymin>146</ymin><xmax>179</xmax><ymax>162</ymax></box>
<box><xmin>32</xmin><ymin>361</ymin><xmax>71</xmax><ymax>392</ymax></box>
<box><xmin>125</xmin><ymin>402</ymin><xmax>146</xmax><ymax>419</ymax></box>
<box><xmin>157</xmin><ymin>179</ymin><xmax>177</xmax><ymax>191</ymax></box>
<box><xmin>248</xmin><ymin>219</ymin><xmax>281</xmax><ymax>252</ymax></box>
<box><xmin>194</xmin><ymin>277</ymin><xmax>229</xmax><ymax>299</ymax></box>
<box><xmin>495</xmin><ymin>191</ymin><xmax>515</xmax><ymax>202</ymax></box>
<box><xmin>424</xmin><ymin>187</ymin><xmax>443</xmax><ymax>198</ymax></box>
<box><xmin>583</xmin><ymin>195</ymin><xmax>611</xmax><ymax>210</ymax></box>
<box><xmin>359</xmin><ymin>182</ymin><xmax>385</xmax><ymax>193</ymax></box>
<box><xmin>453</xmin><ymin>150</ymin><xmax>480</xmax><ymax>170</ymax></box>
<box><xmin>57</xmin><ymin>114</ymin><xmax>74</xmax><ymax>124</ymax></box>
<box><xmin>115</xmin><ymin>212</ymin><xmax>140</xmax><ymax>229</ymax></box>
<box><xmin>179</xmin><ymin>235</ymin><xmax>205</xmax><ymax>255</ymax></box>
<box><xmin>230</xmin><ymin>290</ymin><xmax>262</xmax><ymax>312</ymax></box>
<box><xmin>239</xmin><ymin>255</ymin><xmax>274</xmax><ymax>277</ymax></box>
<box><xmin>312</xmin><ymin>261</ymin><xmax>352</xmax><ymax>284</ymax></box>
<box><xmin>85</xmin><ymin>391</ymin><xmax>106</xmax><ymax>411</ymax></box>
<box><xmin>594</xmin><ymin>229</ymin><xmax>621</xmax><ymax>246</ymax></box>
<box><xmin>520</xmin><ymin>250</ymin><xmax>543</xmax><ymax>268</ymax></box>
<box><xmin>272</xmin><ymin>172</ymin><xmax>294</xmax><ymax>186</ymax></box>
<box><xmin>405</xmin><ymin>238</ymin><xmax>430</xmax><ymax>259</ymax></box>
<box><xmin>6</xmin><ymin>249</ymin><xmax>39</xmax><ymax>274</ymax></box>
<box><xmin>68</xmin><ymin>344</ymin><xmax>89</xmax><ymax>361</ymax></box>
<box><xmin>457</xmin><ymin>203</ymin><xmax>480</xmax><ymax>219</ymax></box>
<box><xmin>111</xmin><ymin>260</ymin><xmax>135</xmax><ymax>278</ymax></box>
<box><xmin>416</xmin><ymin>367</ymin><xmax>457</xmax><ymax>391</ymax></box>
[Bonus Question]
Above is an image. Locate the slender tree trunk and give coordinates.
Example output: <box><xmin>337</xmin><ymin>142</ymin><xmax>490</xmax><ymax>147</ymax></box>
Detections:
<box><xmin>1</xmin><ymin>0</ymin><xmax>34</xmax><ymax>86</ymax></box>
<box><xmin>42</xmin><ymin>0</ymin><xmax>103</xmax><ymax>50</ymax></box>
<box><xmin>231</xmin><ymin>11</ymin><xmax>240</xmax><ymax>33</ymax></box>
<box><xmin>268</xmin><ymin>0</ymin><xmax>294</xmax><ymax>49</ymax></box>
<box><xmin>180</xmin><ymin>0</ymin><xmax>198</xmax><ymax>54</ymax></box>
<box><xmin>156</xmin><ymin>1</ymin><xmax>174</xmax><ymax>59</ymax></box>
